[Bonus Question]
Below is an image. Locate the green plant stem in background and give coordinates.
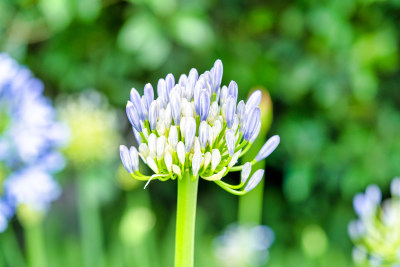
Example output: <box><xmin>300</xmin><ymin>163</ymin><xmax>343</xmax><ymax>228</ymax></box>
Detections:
<box><xmin>24</xmin><ymin>222</ymin><xmax>46</xmax><ymax>267</ymax></box>
<box><xmin>174</xmin><ymin>172</ymin><xmax>199</xmax><ymax>267</ymax></box>
<box><xmin>77</xmin><ymin>177</ymin><xmax>105</xmax><ymax>267</ymax></box>
<box><xmin>0</xmin><ymin>227</ymin><xmax>27</xmax><ymax>267</ymax></box>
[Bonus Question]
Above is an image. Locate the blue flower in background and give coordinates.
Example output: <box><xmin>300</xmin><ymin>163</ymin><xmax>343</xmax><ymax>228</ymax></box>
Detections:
<box><xmin>0</xmin><ymin>53</ymin><xmax>67</xmax><ymax>232</ymax></box>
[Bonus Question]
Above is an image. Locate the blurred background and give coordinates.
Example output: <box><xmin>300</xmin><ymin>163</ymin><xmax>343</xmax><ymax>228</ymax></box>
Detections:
<box><xmin>1</xmin><ymin>0</ymin><xmax>400</xmax><ymax>266</ymax></box>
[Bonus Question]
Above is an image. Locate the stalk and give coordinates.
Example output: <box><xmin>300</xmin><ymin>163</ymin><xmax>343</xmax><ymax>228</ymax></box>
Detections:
<box><xmin>174</xmin><ymin>172</ymin><xmax>199</xmax><ymax>267</ymax></box>
<box><xmin>24</xmin><ymin>221</ymin><xmax>46</xmax><ymax>267</ymax></box>
<box><xmin>77</xmin><ymin>177</ymin><xmax>105</xmax><ymax>267</ymax></box>
<box><xmin>1</xmin><ymin>227</ymin><xmax>27</xmax><ymax>267</ymax></box>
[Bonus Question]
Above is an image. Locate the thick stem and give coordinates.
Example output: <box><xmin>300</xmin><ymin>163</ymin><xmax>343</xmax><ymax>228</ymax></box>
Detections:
<box><xmin>77</xmin><ymin>178</ymin><xmax>105</xmax><ymax>267</ymax></box>
<box><xmin>238</xmin><ymin>178</ymin><xmax>264</xmax><ymax>224</ymax></box>
<box><xmin>24</xmin><ymin>222</ymin><xmax>46</xmax><ymax>267</ymax></box>
<box><xmin>1</xmin><ymin>227</ymin><xmax>27</xmax><ymax>267</ymax></box>
<box><xmin>174</xmin><ymin>172</ymin><xmax>199</xmax><ymax>267</ymax></box>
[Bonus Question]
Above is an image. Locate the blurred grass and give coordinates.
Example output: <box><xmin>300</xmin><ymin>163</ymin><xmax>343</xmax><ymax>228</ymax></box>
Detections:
<box><xmin>1</xmin><ymin>0</ymin><xmax>400</xmax><ymax>266</ymax></box>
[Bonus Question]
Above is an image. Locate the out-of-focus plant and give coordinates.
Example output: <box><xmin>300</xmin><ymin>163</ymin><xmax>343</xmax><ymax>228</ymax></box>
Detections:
<box><xmin>58</xmin><ymin>91</ymin><xmax>119</xmax><ymax>166</ymax></box>
<box><xmin>213</xmin><ymin>223</ymin><xmax>274</xmax><ymax>267</ymax></box>
<box><xmin>349</xmin><ymin>177</ymin><xmax>400</xmax><ymax>266</ymax></box>
<box><xmin>0</xmin><ymin>53</ymin><xmax>67</xmax><ymax>267</ymax></box>
<box><xmin>57</xmin><ymin>90</ymin><xmax>121</xmax><ymax>267</ymax></box>
<box><xmin>119</xmin><ymin>60</ymin><xmax>280</xmax><ymax>267</ymax></box>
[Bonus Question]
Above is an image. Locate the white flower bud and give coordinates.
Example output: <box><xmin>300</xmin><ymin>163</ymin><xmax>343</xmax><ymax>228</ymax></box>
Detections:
<box><xmin>203</xmin><ymin>152</ymin><xmax>211</xmax><ymax>170</ymax></box>
<box><xmin>211</xmin><ymin>149</ymin><xmax>221</xmax><ymax>171</ymax></box>
<box><xmin>180</xmin><ymin>117</ymin><xmax>187</xmax><ymax>138</ymax></box>
<box><xmin>228</xmin><ymin>150</ymin><xmax>241</xmax><ymax>169</ymax></box>
<box><xmin>194</xmin><ymin>137</ymin><xmax>201</xmax><ymax>153</ymax></box>
<box><xmin>139</xmin><ymin>143</ymin><xmax>150</xmax><ymax>161</ymax></box>
<box><xmin>156</xmin><ymin>136</ymin><xmax>166</xmax><ymax>160</ymax></box>
<box><xmin>148</xmin><ymin>133</ymin><xmax>157</xmax><ymax>158</ymax></box>
<box><xmin>184</xmin><ymin>102</ymin><xmax>193</xmax><ymax>118</ymax></box>
<box><xmin>208</xmin><ymin>101</ymin><xmax>219</xmax><ymax>123</ymax></box>
<box><xmin>177</xmin><ymin>141</ymin><xmax>185</xmax><ymax>166</ymax></box>
<box><xmin>207</xmin><ymin>125</ymin><xmax>214</xmax><ymax>146</ymax></box>
<box><xmin>164</xmin><ymin>151</ymin><xmax>172</xmax><ymax>172</ymax></box>
<box><xmin>192</xmin><ymin>151</ymin><xmax>202</xmax><ymax>178</ymax></box>
<box><xmin>391</xmin><ymin>177</ymin><xmax>400</xmax><ymax>197</ymax></box>
<box><xmin>165</xmin><ymin>104</ymin><xmax>172</xmax><ymax>128</ymax></box>
<box><xmin>146</xmin><ymin>156</ymin><xmax>159</xmax><ymax>174</ymax></box>
<box><xmin>168</xmin><ymin>125</ymin><xmax>178</xmax><ymax>150</ymax></box>
<box><xmin>241</xmin><ymin>162</ymin><xmax>251</xmax><ymax>183</ymax></box>
<box><xmin>202</xmin><ymin>167</ymin><xmax>226</xmax><ymax>181</ymax></box>
<box><xmin>172</xmin><ymin>164</ymin><xmax>181</xmax><ymax>176</ymax></box>
<box><xmin>221</xmin><ymin>103</ymin><xmax>227</xmax><ymax>121</ymax></box>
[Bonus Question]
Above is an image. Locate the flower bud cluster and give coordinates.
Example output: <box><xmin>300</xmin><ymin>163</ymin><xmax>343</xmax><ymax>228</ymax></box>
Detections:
<box><xmin>120</xmin><ymin>60</ymin><xmax>280</xmax><ymax>193</ymax></box>
<box><xmin>348</xmin><ymin>178</ymin><xmax>400</xmax><ymax>266</ymax></box>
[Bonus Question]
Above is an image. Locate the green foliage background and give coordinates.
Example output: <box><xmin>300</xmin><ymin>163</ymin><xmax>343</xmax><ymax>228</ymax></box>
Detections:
<box><xmin>1</xmin><ymin>0</ymin><xmax>400</xmax><ymax>266</ymax></box>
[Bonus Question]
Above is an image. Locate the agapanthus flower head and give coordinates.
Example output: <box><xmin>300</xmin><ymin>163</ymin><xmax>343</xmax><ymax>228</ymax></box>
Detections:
<box><xmin>57</xmin><ymin>90</ymin><xmax>120</xmax><ymax>166</ymax></box>
<box><xmin>120</xmin><ymin>60</ymin><xmax>280</xmax><ymax>193</ymax></box>
<box><xmin>348</xmin><ymin>178</ymin><xmax>400</xmax><ymax>266</ymax></box>
<box><xmin>0</xmin><ymin>53</ymin><xmax>66</xmax><ymax>231</ymax></box>
<box><xmin>213</xmin><ymin>223</ymin><xmax>275</xmax><ymax>267</ymax></box>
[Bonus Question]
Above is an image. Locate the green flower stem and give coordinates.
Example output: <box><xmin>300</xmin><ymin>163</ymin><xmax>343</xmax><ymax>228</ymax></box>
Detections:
<box><xmin>77</xmin><ymin>178</ymin><xmax>105</xmax><ymax>267</ymax></box>
<box><xmin>0</xmin><ymin>227</ymin><xmax>27</xmax><ymax>267</ymax></box>
<box><xmin>174</xmin><ymin>171</ymin><xmax>199</xmax><ymax>267</ymax></box>
<box><xmin>24</xmin><ymin>221</ymin><xmax>46</xmax><ymax>267</ymax></box>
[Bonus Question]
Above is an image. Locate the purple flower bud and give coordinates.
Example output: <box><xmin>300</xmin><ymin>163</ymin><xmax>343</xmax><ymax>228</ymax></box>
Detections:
<box><xmin>129</xmin><ymin>146</ymin><xmax>139</xmax><ymax>171</ymax></box>
<box><xmin>228</xmin><ymin>81</ymin><xmax>238</xmax><ymax>100</ymax></box>
<box><xmin>255</xmin><ymin>135</ymin><xmax>280</xmax><ymax>162</ymax></box>
<box><xmin>188</xmin><ymin>68</ymin><xmax>198</xmax><ymax>86</ymax></box>
<box><xmin>243</xmin><ymin>107</ymin><xmax>260</xmax><ymax>141</ymax></box>
<box><xmin>199</xmin><ymin>90</ymin><xmax>210</xmax><ymax>121</ymax></box>
<box><xmin>225</xmin><ymin>96</ymin><xmax>236</xmax><ymax>129</ymax></box>
<box><xmin>179</xmin><ymin>74</ymin><xmax>188</xmax><ymax>87</ymax></box>
<box><xmin>170</xmin><ymin>91</ymin><xmax>181</xmax><ymax>125</ymax></box>
<box><xmin>212</xmin><ymin>59</ymin><xmax>223</xmax><ymax>90</ymax></box>
<box><xmin>126</xmin><ymin>101</ymin><xmax>142</xmax><ymax>132</ymax></box>
<box><xmin>353</xmin><ymin>194</ymin><xmax>370</xmax><ymax>217</ymax></box>
<box><xmin>120</xmin><ymin>145</ymin><xmax>133</xmax><ymax>173</ymax></box>
<box><xmin>165</xmin><ymin>73</ymin><xmax>175</xmax><ymax>94</ymax></box>
<box><xmin>133</xmin><ymin>128</ymin><xmax>142</xmax><ymax>145</ymax></box>
<box><xmin>225</xmin><ymin>129</ymin><xmax>235</xmax><ymax>156</ymax></box>
<box><xmin>130</xmin><ymin>88</ymin><xmax>144</xmax><ymax>120</ymax></box>
<box><xmin>244</xmin><ymin>169</ymin><xmax>264</xmax><ymax>192</ymax></box>
<box><xmin>141</xmin><ymin>96</ymin><xmax>149</xmax><ymax>120</ymax></box>
<box><xmin>185</xmin><ymin>117</ymin><xmax>196</xmax><ymax>152</ymax></box>
<box><xmin>249</xmin><ymin>122</ymin><xmax>261</xmax><ymax>143</ymax></box>
<box><xmin>157</xmin><ymin>79</ymin><xmax>168</xmax><ymax>106</ymax></box>
<box><xmin>245</xmin><ymin>90</ymin><xmax>262</xmax><ymax>118</ymax></box>
<box><xmin>144</xmin><ymin>83</ymin><xmax>154</xmax><ymax>110</ymax></box>
<box><xmin>194</xmin><ymin>74</ymin><xmax>205</xmax><ymax>100</ymax></box>
<box><xmin>199</xmin><ymin>121</ymin><xmax>208</xmax><ymax>149</ymax></box>
<box><xmin>149</xmin><ymin>101</ymin><xmax>158</xmax><ymax>131</ymax></box>
<box><xmin>365</xmin><ymin>185</ymin><xmax>381</xmax><ymax>205</ymax></box>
